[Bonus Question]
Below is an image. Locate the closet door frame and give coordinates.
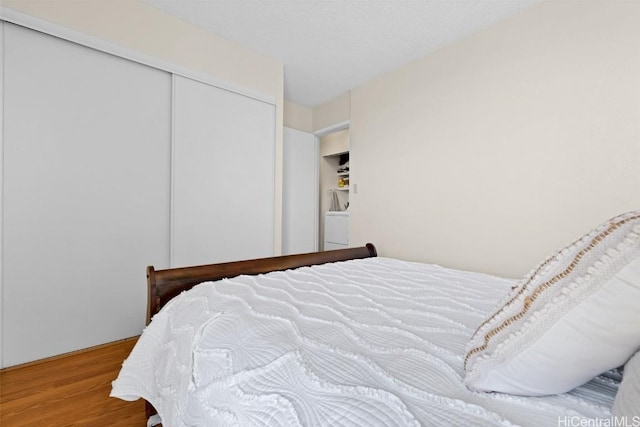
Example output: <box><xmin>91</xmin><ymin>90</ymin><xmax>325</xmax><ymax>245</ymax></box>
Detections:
<box><xmin>0</xmin><ymin>10</ymin><xmax>279</xmax><ymax>366</ymax></box>
<box><xmin>1</xmin><ymin>7</ymin><xmax>280</xmax><ymax>261</ymax></box>
<box><xmin>314</xmin><ymin>120</ymin><xmax>351</xmax><ymax>252</ymax></box>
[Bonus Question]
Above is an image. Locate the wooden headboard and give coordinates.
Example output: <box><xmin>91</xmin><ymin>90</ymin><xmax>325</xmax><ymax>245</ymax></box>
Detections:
<box><xmin>146</xmin><ymin>243</ymin><xmax>377</xmax><ymax>324</ymax></box>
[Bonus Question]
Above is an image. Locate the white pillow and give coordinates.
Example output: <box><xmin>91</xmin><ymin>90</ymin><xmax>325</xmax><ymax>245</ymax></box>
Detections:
<box><xmin>613</xmin><ymin>351</ymin><xmax>640</xmax><ymax>417</ymax></box>
<box><xmin>464</xmin><ymin>210</ymin><xmax>640</xmax><ymax>396</ymax></box>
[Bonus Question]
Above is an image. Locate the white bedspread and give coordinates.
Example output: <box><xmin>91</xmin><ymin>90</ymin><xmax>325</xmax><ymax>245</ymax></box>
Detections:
<box><xmin>111</xmin><ymin>258</ymin><xmax>618</xmax><ymax>426</ymax></box>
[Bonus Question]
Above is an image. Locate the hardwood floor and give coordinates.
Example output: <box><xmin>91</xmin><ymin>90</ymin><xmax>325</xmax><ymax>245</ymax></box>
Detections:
<box><xmin>0</xmin><ymin>337</ymin><xmax>147</xmax><ymax>426</ymax></box>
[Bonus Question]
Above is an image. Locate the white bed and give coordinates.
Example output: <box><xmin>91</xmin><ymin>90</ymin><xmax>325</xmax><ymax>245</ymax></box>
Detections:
<box><xmin>111</xmin><ymin>256</ymin><xmax>622</xmax><ymax>426</ymax></box>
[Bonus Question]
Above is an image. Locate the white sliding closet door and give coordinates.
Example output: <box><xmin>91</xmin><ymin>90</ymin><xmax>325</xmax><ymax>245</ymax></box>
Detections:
<box><xmin>282</xmin><ymin>127</ymin><xmax>318</xmax><ymax>254</ymax></box>
<box><xmin>2</xmin><ymin>24</ymin><xmax>171</xmax><ymax>367</ymax></box>
<box><xmin>172</xmin><ymin>76</ymin><xmax>275</xmax><ymax>267</ymax></box>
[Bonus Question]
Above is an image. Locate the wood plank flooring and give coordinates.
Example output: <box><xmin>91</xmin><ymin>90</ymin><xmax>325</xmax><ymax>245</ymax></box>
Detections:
<box><xmin>0</xmin><ymin>337</ymin><xmax>147</xmax><ymax>426</ymax></box>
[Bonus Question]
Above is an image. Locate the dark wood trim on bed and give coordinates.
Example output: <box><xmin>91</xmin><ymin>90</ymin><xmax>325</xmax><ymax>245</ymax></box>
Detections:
<box><xmin>146</xmin><ymin>243</ymin><xmax>377</xmax><ymax>325</ymax></box>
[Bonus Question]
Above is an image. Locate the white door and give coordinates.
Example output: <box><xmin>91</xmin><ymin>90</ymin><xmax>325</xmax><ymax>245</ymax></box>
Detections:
<box><xmin>282</xmin><ymin>127</ymin><xmax>318</xmax><ymax>254</ymax></box>
<box><xmin>172</xmin><ymin>75</ymin><xmax>276</xmax><ymax>267</ymax></box>
<box><xmin>2</xmin><ymin>23</ymin><xmax>171</xmax><ymax>367</ymax></box>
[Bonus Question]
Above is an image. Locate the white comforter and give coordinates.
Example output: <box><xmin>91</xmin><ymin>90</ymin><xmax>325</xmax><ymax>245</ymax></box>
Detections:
<box><xmin>111</xmin><ymin>258</ymin><xmax>618</xmax><ymax>426</ymax></box>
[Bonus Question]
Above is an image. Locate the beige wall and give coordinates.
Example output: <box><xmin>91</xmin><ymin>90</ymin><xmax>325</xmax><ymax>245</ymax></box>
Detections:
<box><xmin>350</xmin><ymin>0</ymin><xmax>640</xmax><ymax>278</ymax></box>
<box><xmin>319</xmin><ymin>128</ymin><xmax>350</xmax><ymax>157</ymax></box>
<box><xmin>284</xmin><ymin>100</ymin><xmax>313</xmax><ymax>132</ymax></box>
<box><xmin>2</xmin><ymin>0</ymin><xmax>286</xmax><ymax>253</ymax></box>
<box><xmin>313</xmin><ymin>92</ymin><xmax>351</xmax><ymax>131</ymax></box>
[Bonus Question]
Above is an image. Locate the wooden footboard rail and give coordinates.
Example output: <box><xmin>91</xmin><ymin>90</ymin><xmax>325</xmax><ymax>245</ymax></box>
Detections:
<box><xmin>146</xmin><ymin>243</ymin><xmax>377</xmax><ymax>325</ymax></box>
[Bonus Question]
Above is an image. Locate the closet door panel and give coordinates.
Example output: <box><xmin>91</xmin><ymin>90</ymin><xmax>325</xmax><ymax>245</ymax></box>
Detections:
<box><xmin>282</xmin><ymin>127</ymin><xmax>318</xmax><ymax>254</ymax></box>
<box><xmin>172</xmin><ymin>76</ymin><xmax>275</xmax><ymax>267</ymax></box>
<box><xmin>2</xmin><ymin>24</ymin><xmax>171</xmax><ymax>366</ymax></box>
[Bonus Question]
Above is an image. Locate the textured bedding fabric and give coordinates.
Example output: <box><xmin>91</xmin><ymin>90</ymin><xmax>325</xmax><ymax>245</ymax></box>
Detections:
<box><xmin>111</xmin><ymin>258</ymin><xmax>618</xmax><ymax>426</ymax></box>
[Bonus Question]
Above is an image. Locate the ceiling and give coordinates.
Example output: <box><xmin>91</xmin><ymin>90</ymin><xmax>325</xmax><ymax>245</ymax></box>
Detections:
<box><xmin>144</xmin><ymin>0</ymin><xmax>539</xmax><ymax>107</ymax></box>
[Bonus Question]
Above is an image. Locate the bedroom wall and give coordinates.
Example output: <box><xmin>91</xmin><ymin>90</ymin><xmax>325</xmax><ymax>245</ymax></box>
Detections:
<box><xmin>349</xmin><ymin>0</ymin><xmax>640</xmax><ymax>278</ymax></box>
<box><xmin>284</xmin><ymin>100</ymin><xmax>313</xmax><ymax>133</ymax></box>
<box><xmin>313</xmin><ymin>92</ymin><xmax>351</xmax><ymax>132</ymax></box>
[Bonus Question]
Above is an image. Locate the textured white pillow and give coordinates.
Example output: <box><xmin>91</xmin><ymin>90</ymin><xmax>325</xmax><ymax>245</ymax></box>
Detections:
<box><xmin>465</xmin><ymin>210</ymin><xmax>640</xmax><ymax>396</ymax></box>
<box><xmin>613</xmin><ymin>351</ymin><xmax>640</xmax><ymax>417</ymax></box>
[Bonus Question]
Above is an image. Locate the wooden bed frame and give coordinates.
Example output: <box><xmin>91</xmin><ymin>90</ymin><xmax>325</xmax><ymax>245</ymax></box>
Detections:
<box><xmin>146</xmin><ymin>243</ymin><xmax>377</xmax><ymax>324</ymax></box>
<box><xmin>144</xmin><ymin>243</ymin><xmax>377</xmax><ymax>421</ymax></box>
